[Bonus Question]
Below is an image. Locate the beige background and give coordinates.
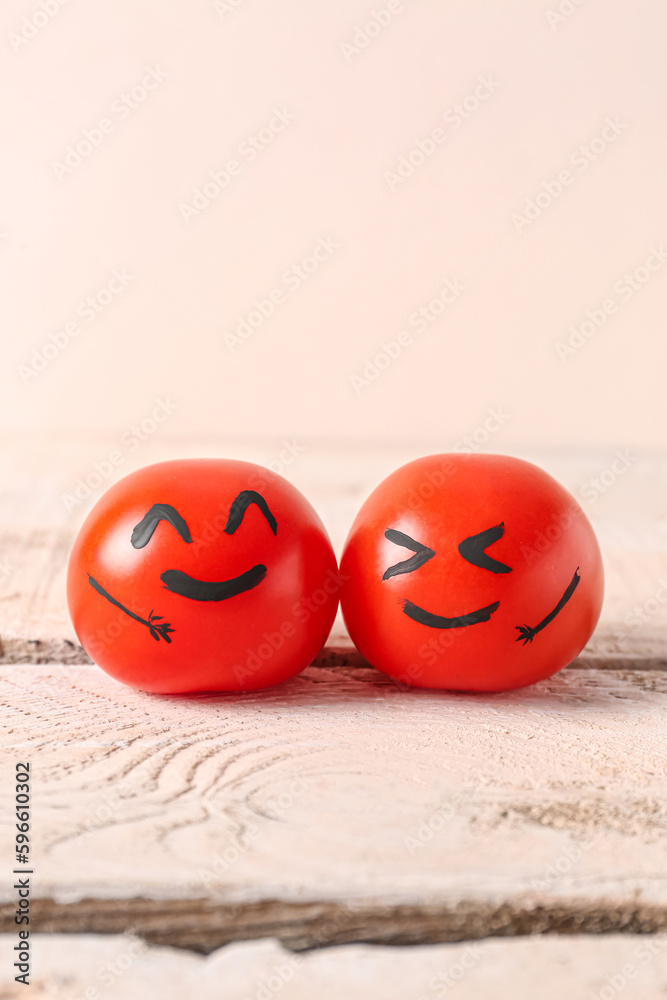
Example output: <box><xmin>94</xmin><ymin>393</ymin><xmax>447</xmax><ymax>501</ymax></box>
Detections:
<box><xmin>2</xmin><ymin>0</ymin><xmax>666</xmax><ymax>456</ymax></box>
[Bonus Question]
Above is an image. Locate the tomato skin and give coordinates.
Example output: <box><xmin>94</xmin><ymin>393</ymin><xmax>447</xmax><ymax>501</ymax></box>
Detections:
<box><xmin>340</xmin><ymin>454</ymin><xmax>604</xmax><ymax>691</ymax></box>
<box><xmin>67</xmin><ymin>459</ymin><xmax>338</xmax><ymax>693</ymax></box>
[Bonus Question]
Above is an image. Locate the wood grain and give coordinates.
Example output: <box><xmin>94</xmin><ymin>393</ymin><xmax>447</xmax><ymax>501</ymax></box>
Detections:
<box><xmin>1</xmin><ymin>437</ymin><xmax>666</xmax><ymax>668</ymax></box>
<box><xmin>1</xmin><ymin>662</ymin><xmax>666</xmax><ymax>951</ymax></box>
<box><xmin>3</xmin><ymin>933</ymin><xmax>667</xmax><ymax>999</ymax></box>
<box><xmin>2</xmin><ymin>440</ymin><xmax>666</xmax><ymax>960</ymax></box>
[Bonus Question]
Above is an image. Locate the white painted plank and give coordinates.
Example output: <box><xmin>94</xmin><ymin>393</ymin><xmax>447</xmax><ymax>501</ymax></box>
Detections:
<box><xmin>3</xmin><ymin>934</ymin><xmax>667</xmax><ymax>999</ymax></box>
<box><xmin>1</xmin><ymin>663</ymin><xmax>666</xmax><ymax>948</ymax></box>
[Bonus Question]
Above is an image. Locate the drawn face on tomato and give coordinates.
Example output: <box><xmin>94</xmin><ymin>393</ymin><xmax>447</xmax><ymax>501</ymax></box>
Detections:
<box><xmin>67</xmin><ymin>459</ymin><xmax>339</xmax><ymax>693</ymax></box>
<box><xmin>340</xmin><ymin>454</ymin><xmax>604</xmax><ymax>691</ymax></box>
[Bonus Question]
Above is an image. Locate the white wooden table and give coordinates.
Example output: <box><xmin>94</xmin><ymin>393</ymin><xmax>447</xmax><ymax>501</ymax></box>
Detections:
<box><xmin>1</xmin><ymin>437</ymin><xmax>666</xmax><ymax>996</ymax></box>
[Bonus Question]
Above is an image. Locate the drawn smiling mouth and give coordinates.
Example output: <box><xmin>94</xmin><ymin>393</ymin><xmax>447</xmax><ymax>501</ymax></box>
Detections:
<box><xmin>400</xmin><ymin>567</ymin><xmax>581</xmax><ymax>639</ymax></box>
<box><xmin>402</xmin><ymin>599</ymin><xmax>500</xmax><ymax>630</ymax></box>
<box><xmin>160</xmin><ymin>564</ymin><xmax>266</xmax><ymax>602</ymax></box>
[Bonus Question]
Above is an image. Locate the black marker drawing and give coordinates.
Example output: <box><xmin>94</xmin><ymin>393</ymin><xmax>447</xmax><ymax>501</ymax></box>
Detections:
<box><xmin>403</xmin><ymin>599</ymin><xmax>500</xmax><ymax>629</ymax></box>
<box><xmin>160</xmin><ymin>564</ymin><xmax>266</xmax><ymax>601</ymax></box>
<box><xmin>382</xmin><ymin>528</ymin><xmax>435</xmax><ymax>580</ymax></box>
<box><xmin>90</xmin><ymin>491</ymin><xmax>277</xmax><ymax>642</ymax></box>
<box><xmin>458</xmin><ymin>522</ymin><xmax>512</xmax><ymax>574</ymax></box>
<box><xmin>383</xmin><ymin>525</ymin><xmax>501</xmax><ymax>628</ymax></box>
<box><xmin>88</xmin><ymin>575</ymin><xmax>174</xmax><ymax>642</ymax></box>
<box><xmin>131</xmin><ymin>504</ymin><xmax>192</xmax><ymax>548</ymax></box>
<box><xmin>515</xmin><ymin>567</ymin><xmax>581</xmax><ymax>645</ymax></box>
<box><xmin>225</xmin><ymin>490</ymin><xmax>277</xmax><ymax>536</ymax></box>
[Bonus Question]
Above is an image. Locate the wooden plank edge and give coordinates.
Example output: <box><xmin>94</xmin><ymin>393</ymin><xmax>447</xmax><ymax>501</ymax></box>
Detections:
<box><xmin>0</xmin><ymin>636</ymin><xmax>664</xmax><ymax>671</ymax></box>
<box><xmin>1</xmin><ymin>897</ymin><xmax>666</xmax><ymax>953</ymax></box>
<box><xmin>0</xmin><ymin>637</ymin><xmax>370</xmax><ymax>668</ymax></box>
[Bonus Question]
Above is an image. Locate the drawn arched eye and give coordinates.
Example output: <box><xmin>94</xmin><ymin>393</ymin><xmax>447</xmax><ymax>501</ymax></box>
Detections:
<box><xmin>382</xmin><ymin>528</ymin><xmax>435</xmax><ymax>580</ymax></box>
<box><xmin>458</xmin><ymin>522</ymin><xmax>512</xmax><ymax>574</ymax></box>
<box><xmin>224</xmin><ymin>490</ymin><xmax>277</xmax><ymax>536</ymax></box>
<box><xmin>131</xmin><ymin>504</ymin><xmax>192</xmax><ymax>549</ymax></box>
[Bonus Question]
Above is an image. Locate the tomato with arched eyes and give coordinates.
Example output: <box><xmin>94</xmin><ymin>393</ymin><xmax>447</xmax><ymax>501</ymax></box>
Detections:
<box><xmin>340</xmin><ymin>454</ymin><xmax>604</xmax><ymax>691</ymax></box>
<box><xmin>67</xmin><ymin>459</ymin><xmax>339</xmax><ymax>693</ymax></box>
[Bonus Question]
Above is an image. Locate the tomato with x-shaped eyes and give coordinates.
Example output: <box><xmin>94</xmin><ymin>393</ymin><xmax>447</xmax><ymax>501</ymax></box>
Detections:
<box><xmin>340</xmin><ymin>454</ymin><xmax>604</xmax><ymax>691</ymax></box>
<box><xmin>67</xmin><ymin>459</ymin><xmax>339</xmax><ymax>693</ymax></box>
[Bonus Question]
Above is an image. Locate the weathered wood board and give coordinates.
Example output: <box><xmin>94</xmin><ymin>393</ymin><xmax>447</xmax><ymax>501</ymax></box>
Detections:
<box><xmin>2</xmin><ymin>934</ymin><xmax>667</xmax><ymax>1000</ymax></box>
<box><xmin>1</xmin><ymin>662</ymin><xmax>666</xmax><ymax>951</ymax></box>
<box><xmin>1</xmin><ymin>437</ymin><xmax>666</xmax><ymax>667</ymax></box>
<box><xmin>1</xmin><ymin>440</ymin><xmax>666</xmax><ymax>968</ymax></box>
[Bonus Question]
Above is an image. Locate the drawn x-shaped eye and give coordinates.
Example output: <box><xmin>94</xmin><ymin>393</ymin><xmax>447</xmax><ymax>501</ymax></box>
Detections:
<box><xmin>458</xmin><ymin>522</ymin><xmax>512</xmax><ymax>574</ymax></box>
<box><xmin>382</xmin><ymin>528</ymin><xmax>435</xmax><ymax>580</ymax></box>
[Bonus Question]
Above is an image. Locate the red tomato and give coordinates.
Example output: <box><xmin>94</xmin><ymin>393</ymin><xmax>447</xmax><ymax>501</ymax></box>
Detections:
<box><xmin>340</xmin><ymin>454</ymin><xmax>604</xmax><ymax>691</ymax></box>
<box><xmin>67</xmin><ymin>459</ymin><xmax>338</xmax><ymax>693</ymax></box>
